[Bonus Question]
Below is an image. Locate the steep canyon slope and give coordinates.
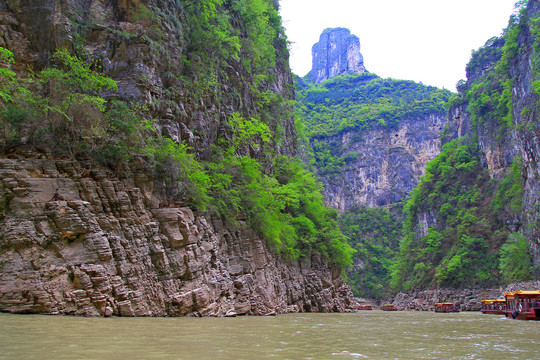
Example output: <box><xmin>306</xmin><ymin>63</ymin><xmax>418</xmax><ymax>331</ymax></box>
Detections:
<box><xmin>0</xmin><ymin>0</ymin><xmax>356</xmax><ymax>316</ymax></box>
<box><xmin>391</xmin><ymin>0</ymin><xmax>540</xmax><ymax>291</ymax></box>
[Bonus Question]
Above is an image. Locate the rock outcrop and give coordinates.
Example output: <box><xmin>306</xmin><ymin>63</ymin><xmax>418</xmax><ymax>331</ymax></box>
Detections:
<box><xmin>310</xmin><ymin>28</ymin><xmax>366</xmax><ymax>83</ymax></box>
<box><xmin>320</xmin><ymin>114</ymin><xmax>447</xmax><ymax>212</ymax></box>
<box><xmin>0</xmin><ymin>156</ymin><xmax>355</xmax><ymax>316</ymax></box>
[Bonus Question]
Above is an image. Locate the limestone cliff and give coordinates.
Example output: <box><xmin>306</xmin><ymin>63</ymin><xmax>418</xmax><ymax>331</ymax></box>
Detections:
<box><xmin>394</xmin><ymin>0</ymin><xmax>540</xmax><ymax>290</ymax></box>
<box><xmin>296</xmin><ymin>73</ymin><xmax>450</xmax><ymax>213</ymax></box>
<box><xmin>0</xmin><ymin>0</ymin><xmax>356</xmax><ymax>316</ymax></box>
<box><xmin>441</xmin><ymin>1</ymin><xmax>540</xmax><ymax>266</ymax></box>
<box><xmin>0</xmin><ymin>157</ymin><xmax>354</xmax><ymax>316</ymax></box>
<box><xmin>296</xmin><ymin>69</ymin><xmax>450</xmax><ymax>298</ymax></box>
<box><xmin>320</xmin><ymin>114</ymin><xmax>447</xmax><ymax>212</ymax></box>
<box><xmin>310</xmin><ymin>28</ymin><xmax>366</xmax><ymax>83</ymax></box>
<box><xmin>0</xmin><ymin>0</ymin><xmax>297</xmax><ymax>158</ymax></box>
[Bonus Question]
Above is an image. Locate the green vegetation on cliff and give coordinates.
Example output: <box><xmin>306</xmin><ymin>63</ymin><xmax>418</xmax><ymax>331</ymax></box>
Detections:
<box><xmin>339</xmin><ymin>205</ymin><xmax>402</xmax><ymax>298</ymax></box>
<box><xmin>0</xmin><ymin>0</ymin><xmax>354</xmax><ymax>269</ymax></box>
<box><xmin>294</xmin><ymin>70</ymin><xmax>452</xmax><ymax>291</ymax></box>
<box><xmin>296</xmin><ymin>73</ymin><xmax>451</xmax><ymax>139</ymax></box>
<box><xmin>390</xmin><ymin>138</ymin><xmax>534</xmax><ymax>290</ymax></box>
<box><xmin>390</xmin><ymin>2</ymin><xmax>538</xmax><ymax>291</ymax></box>
<box><xmin>390</xmin><ymin>139</ymin><xmax>504</xmax><ymax>290</ymax></box>
<box><xmin>295</xmin><ymin>74</ymin><xmax>451</xmax><ymax>176</ymax></box>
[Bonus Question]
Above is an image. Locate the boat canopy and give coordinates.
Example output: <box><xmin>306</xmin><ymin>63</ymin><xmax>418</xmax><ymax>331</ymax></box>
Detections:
<box><xmin>514</xmin><ymin>290</ymin><xmax>540</xmax><ymax>296</ymax></box>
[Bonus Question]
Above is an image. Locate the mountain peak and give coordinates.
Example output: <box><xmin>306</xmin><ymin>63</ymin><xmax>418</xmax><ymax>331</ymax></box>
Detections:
<box><xmin>310</xmin><ymin>27</ymin><xmax>366</xmax><ymax>83</ymax></box>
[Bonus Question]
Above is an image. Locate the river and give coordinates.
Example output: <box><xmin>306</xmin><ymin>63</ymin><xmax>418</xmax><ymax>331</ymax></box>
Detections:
<box><xmin>1</xmin><ymin>311</ymin><xmax>539</xmax><ymax>359</ymax></box>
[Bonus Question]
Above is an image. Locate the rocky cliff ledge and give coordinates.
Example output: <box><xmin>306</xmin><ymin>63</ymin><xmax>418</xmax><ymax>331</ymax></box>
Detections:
<box><xmin>0</xmin><ymin>156</ymin><xmax>355</xmax><ymax>316</ymax></box>
<box><xmin>310</xmin><ymin>28</ymin><xmax>366</xmax><ymax>83</ymax></box>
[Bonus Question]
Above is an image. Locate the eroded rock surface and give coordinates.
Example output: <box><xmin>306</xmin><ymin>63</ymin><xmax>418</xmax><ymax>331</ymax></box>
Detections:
<box><xmin>320</xmin><ymin>114</ymin><xmax>447</xmax><ymax>211</ymax></box>
<box><xmin>310</xmin><ymin>28</ymin><xmax>366</xmax><ymax>83</ymax></box>
<box><xmin>0</xmin><ymin>157</ymin><xmax>355</xmax><ymax>316</ymax></box>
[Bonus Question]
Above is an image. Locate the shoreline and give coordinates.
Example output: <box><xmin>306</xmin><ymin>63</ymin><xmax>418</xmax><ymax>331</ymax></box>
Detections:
<box><xmin>388</xmin><ymin>280</ymin><xmax>540</xmax><ymax>311</ymax></box>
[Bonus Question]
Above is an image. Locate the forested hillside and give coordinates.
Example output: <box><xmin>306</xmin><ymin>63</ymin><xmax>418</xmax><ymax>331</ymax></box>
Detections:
<box><xmin>390</xmin><ymin>0</ymin><xmax>540</xmax><ymax>291</ymax></box>
<box><xmin>0</xmin><ymin>0</ymin><xmax>353</xmax><ymax>269</ymax></box>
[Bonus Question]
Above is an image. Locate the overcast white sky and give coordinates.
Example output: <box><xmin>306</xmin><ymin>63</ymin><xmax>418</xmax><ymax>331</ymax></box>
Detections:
<box><xmin>279</xmin><ymin>0</ymin><xmax>519</xmax><ymax>91</ymax></box>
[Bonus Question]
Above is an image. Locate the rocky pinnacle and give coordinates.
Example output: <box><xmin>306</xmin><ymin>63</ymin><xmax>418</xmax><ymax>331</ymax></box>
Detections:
<box><xmin>310</xmin><ymin>28</ymin><xmax>366</xmax><ymax>83</ymax></box>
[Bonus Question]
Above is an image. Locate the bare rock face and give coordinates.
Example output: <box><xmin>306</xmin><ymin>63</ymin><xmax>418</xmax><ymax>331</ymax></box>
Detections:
<box><xmin>0</xmin><ymin>156</ymin><xmax>356</xmax><ymax>316</ymax></box>
<box><xmin>320</xmin><ymin>114</ymin><xmax>447</xmax><ymax>212</ymax></box>
<box><xmin>310</xmin><ymin>28</ymin><xmax>366</xmax><ymax>83</ymax></box>
<box><xmin>0</xmin><ymin>0</ymin><xmax>345</xmax><ymax>316</ymax></box>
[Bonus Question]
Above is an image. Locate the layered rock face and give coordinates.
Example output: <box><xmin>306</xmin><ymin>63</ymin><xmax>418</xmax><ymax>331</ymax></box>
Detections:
<box><xmin>0</xmin><ymin>157</ymin><xmax>355</xmax><ymax>316</ymax></box>
<box><xmin>310</xmin><ymin>28</ymin><xmax>366</xmax><ymax>83</ymax></box>
<box><xmin>321</xmin><ymin>114</ymin><xmax>447</xmax><ymax>212</ymax></box>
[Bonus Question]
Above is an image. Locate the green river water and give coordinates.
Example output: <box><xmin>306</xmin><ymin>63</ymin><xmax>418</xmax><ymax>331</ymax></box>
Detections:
<box><xmin>1</xmin><ymin>311</ymin><xmax>539</xmax><ymax>359</ymax></box>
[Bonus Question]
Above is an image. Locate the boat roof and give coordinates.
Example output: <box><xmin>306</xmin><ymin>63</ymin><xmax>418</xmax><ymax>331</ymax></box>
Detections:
<box><xmin>514</xmin><ymin>290</ymin><xmax>540</xmax><ymax>297</ymax></box>
<box><xmin>435</xmin><ymin>302</ymin><xmax>455</xmax><ymax>306</ymax></box>
<box><xmin>505</xmin><ymin>290</ymin><xmax>540</xmax><ymax>299</ymax></box>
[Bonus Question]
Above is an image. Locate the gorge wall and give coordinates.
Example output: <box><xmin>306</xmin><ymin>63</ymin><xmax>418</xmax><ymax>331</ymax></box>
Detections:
<box><xmin>434</xmin><ymin>1</ymin><xmax>540</xmax><ymax>266</ymax></box>
<box><xmin>320</xmin><ymin>114</ymin><xmax>447</xmax><ymax>212</ymax></box>
<box><xmin>0</xmin><ymin>0</ymin><xmax>298</xmax><ymax>158</ymax></box>
<box><xmin>297</xmin><ymin>52</ymin><xmax>451</xmax><ymax>297</ymax></box>
<box><xmin>0</xmin><ymin>157</ymin><xmax>354</xmax><ymax>316</ymax></box>
<box><xmin>310</xmin><ymin>28</ymin><xmax>366</xmax><ymax>83</ymax></box>
<box><xmin>0</xmin><ymin>0</ymin><xmax>356</xmax><ymax>316</ymax></box>
<box><xmin>388</xmin><ymin>0</ymin><xmax>540</xmax><ymax>292</ymax></box>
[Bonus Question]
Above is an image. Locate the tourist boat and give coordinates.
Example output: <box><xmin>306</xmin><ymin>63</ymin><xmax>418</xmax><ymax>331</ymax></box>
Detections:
<box><xmin>504</xmin><ymin>290</ymin><xmax>540</xmax><ymax>320</ymax></box>
<box><xmin>357</xmin><ymin>304</ymin><xmax>372</xmax><ymax>310</ymax></box>
<box><xmin>381</xmin><ymin>304</ymin><xmax>397</xmax><ymax>311</ymax></box>
<box><xmin>481</xmin><ymin>299</ymin><xmax>506</xmax><ymax>315</ymax></box>
<box><xmin>434</xmin><ymin>302</ymin><xmax>460</xmax><ymax>312</ymax></box>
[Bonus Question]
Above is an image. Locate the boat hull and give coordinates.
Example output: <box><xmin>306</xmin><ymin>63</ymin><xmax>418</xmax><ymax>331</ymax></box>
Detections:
<box><xmin>506</xmin><ymin>308</ymin><xmax>540</xmax><ymax>321</ymax></box>
<box><xmin>482</xmin><ymin>309</ymin><xmax>505</xmax><ymax>315</ymax></box>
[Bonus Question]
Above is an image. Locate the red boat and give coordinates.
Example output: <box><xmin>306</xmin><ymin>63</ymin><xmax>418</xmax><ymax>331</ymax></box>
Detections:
<box><xmin>481</xmin><ymin>299</ymin><xmax>506</xmax><ymax>315</ymax></box>
<box><xmin>505</xmin><ymin>290</ymin><xmax>540</xmax><ymax>320</ymax></box>
<box><xmin>434</xmin><ymin>302</ymin><xmax>459</xmax><ymax>312</ymax></box>
<box><xmin>381</xmin><ymin>304</ymin><xmax>397</xmax><ymax>311</ymax></box>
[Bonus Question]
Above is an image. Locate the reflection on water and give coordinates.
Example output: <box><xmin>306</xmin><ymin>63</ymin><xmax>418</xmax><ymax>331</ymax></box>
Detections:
<box><xmin>1</xmin><ymin>311</ymin><xmax>539</xmax><ymax>359</ymax></box>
